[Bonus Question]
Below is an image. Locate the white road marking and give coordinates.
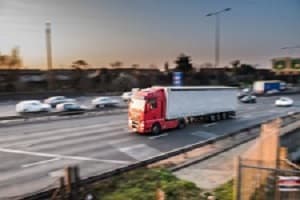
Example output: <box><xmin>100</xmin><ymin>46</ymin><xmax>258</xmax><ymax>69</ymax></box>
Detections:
<box><xmin>49</xmin><ymin>170</ymin><xmax>64</xmax><ymax>177</ymax></box>
<box><xmin>190</xmin><ymin>131</ymin><xmax>216</xmax><ymax>138</ymax></box>
<box><xmin>203</xmin><ymin>122</ymin><xmax>217</xmax><ymax>127</ymax></box>
<box><xmin>22</xmin><ymin>158</ymin><xmax>60</xmax><ymax>168</ymax></box>
<box><xmin>148</xmin><ymin>133</ymin><xmax>168</xmax><ymax>140</ymax></box>
<box><xmin>119</xmin><ymin>144</ymin><xmax>161</xmax><ymax>161</ymax></box>
<box><xmin>0</xmin><ymin>148</ymin><xmax>131</xmax><ymax>165</ymax></box>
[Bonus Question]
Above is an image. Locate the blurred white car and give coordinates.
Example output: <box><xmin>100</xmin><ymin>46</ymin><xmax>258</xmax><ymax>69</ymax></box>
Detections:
<box><xmin>121</xmin><ymin>92</ymin><xmax>133</xmax><ymax>102</ymax></box>
<box><xmin>275</xmin><ymin>97</ymin><xmax>293</xmax><ymax>107</ymax></box>
<box><xmin>92</xmin><ymin>97</ymin><xmax>119</xmax><ymax>108</ymax></box>
<box><xmin>56</xmin><ymin>102</ymin><xmax>87</xmax><ymax>112</ymax></box>
<box><xmin>44</xmin><ymin>96</ymin><xmax>75</xmax><ymax>108</ymax></box>
<box><xmin>16</xmin><ymin>100</ymin><xmax>51</xmax><ymax>114</ymax></box>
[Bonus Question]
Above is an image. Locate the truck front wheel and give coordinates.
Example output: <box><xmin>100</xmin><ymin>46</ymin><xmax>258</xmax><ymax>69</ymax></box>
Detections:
<box><xmin>178</xmin><ymin>119</ymin><xmax>186</xmax><ymax>129</ymax></box>
<box><xmin>151</xmin><ymin>123</ymin><xmax>161</xmax><ymax>135</ymax></box>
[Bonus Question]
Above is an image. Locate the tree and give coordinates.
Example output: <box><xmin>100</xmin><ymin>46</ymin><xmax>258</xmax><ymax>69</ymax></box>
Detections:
<box><xmin>72</xmin><ymin>59</ymin><xmax>89</xmax><ymax>69</ymax></box>
<box><xmin>230</xmin><ymin>60</ymin><xmax>240</xmax><ymax>70</ymax></box>
<box><xmin>110</xmin><ymin>61</ymin><xmax>123</xmax><ymax>68</ymax></box>
<box><xmin>237</xmin><ymin>64</ymin><xmax>256</xmax><ymax>75</ymax></box>
<box><xmin>132</xmin><ymin>64</ymin><xmax>139</xmax><ymax>68</ymax></box>
<box><xmin>200</xmin><ymin>62</ymin><xmax>214</xmax><ymax>69</ymax></box>
<box><xmin>164</xmin><ymin>62</ymin><xmax>169</xmax><ymax>72</ymax></box>
<box><xmin>174</xmin><ymin>53</ymin><xmax>193</xmax><ymax>72</ymax></box>
<box><xmin>71</xmin><ymin>59</ymin><xmax>89</xmax><ymax>90</ymax></box>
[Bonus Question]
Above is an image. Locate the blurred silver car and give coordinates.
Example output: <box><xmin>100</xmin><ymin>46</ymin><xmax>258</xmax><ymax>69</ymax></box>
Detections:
<box><xmin>121</xmin><ymin>92</ymin><xmax>133</xmax><ymax>102</ymax></box>
<box><xmin>275</xmin><ymin>97</ymin><xmax>293</xmax><ymax>107</ymax></box>
<box><xmin>91</xmin><ymin>97</ymin><xmax>119</xmax><ymax>108</ymax></box>
<box><xmin>44</xmin><ymin>96</ymin><xmax>75</xmax><ymax>108</ymax></box>
<box><xmin>16</xmin><ymin>100</ymin><xmax>51</xmax><ymax>114</ymax></box>
<box><xmin>56</xmin><ymin>102</ymin><xmax>87</xmax><ymax>112</ymax></box>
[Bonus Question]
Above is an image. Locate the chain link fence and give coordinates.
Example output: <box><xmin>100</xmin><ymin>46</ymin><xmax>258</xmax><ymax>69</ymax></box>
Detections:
<box><xmin>235</xmin><ymin>119</ymin><xmax>300</xmax><ymax>200</ymax></box>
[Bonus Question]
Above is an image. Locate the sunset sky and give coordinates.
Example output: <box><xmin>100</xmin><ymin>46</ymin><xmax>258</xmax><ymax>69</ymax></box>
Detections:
<box><xmin>0</xmin><ymin>0</ymin><xmax>299</xmax><ymax>69</ymax></box>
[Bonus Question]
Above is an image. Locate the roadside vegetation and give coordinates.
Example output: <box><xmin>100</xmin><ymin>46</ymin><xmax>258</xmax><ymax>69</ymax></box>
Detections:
<box><xmin>213</xmin><ymin>180</ymin><xmax>234</xmax><ymax>200</ymax></box>
<box><xmin>88</xmin><ymin>168</ymin><xmax>202</xmax><ymax>200</ymax></box>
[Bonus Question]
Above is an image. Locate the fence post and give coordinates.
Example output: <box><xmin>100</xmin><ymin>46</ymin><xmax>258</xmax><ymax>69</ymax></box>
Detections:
<box><xmin>64</xmin><ymin>167</ymin><xmax>72</xmax><ymax>193</ymax></box>
<box><xmin>72</xmin><ymin>166</ymin><xmax>80</xmax><ymax>200</ymax></box>
<box><xmin>234</xmin><ymin>156</ymin><xmax>242</xmax><ymax>200</ymax></box>
<box><xmin>59</xmin><ymin>177</ymin><xmax>65</xmax><ymax>200</ymax></box>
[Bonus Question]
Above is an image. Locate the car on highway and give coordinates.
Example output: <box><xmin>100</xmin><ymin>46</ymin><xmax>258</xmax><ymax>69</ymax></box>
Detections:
<box><xmin>16</xmin><ymin>100</ymin><xmax>51</xmax><ymax>114</ymax></box>
<box><xmin>275</xmin><ymin>97</ymin><xmax>293</xmax><ymax>107</ymax></box>
<box><xmin>237</xmin><ymin>88</ymin><xmax>252</xmax><ymax>99</ymax></box>
<box><xmin>56</xmin><ymin>102</ymin><xmax>87</xmax><ymax>113</ymax></box>
<box><xmin>91</xmin><ymin>97</ymin><xmax>119</xmax><ymax>108</ymax></box>
<box><xmin>239</xmin><ymin>95</ymin><xmax>256</xmax><ymax>104</ymax></box>
<box><xmin>44</xmin><ymin>96</ymin><xmax>76</xmax><ymax>108</ymax></box>
<box><xmin>121</xmin><ymin>91</ymin><xmax>133</xmax><ymax>102</ymax></box>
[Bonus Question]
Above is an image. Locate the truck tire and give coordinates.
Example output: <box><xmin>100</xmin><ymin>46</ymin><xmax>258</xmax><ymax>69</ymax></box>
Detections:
<box><xmin>209</xmin><ymin>115</ymin><xmax>215</xmax><ymax>122</ymax></box>
<box><xmin>221</xmin><ymin>112</ymin><xmax>227</xmax><ymax>120</ymax></box>
<box><xmin>178</xmin><ymin>119</ymin><xmax>186</xmax><ymax>129</ymax></box>
<box><xmin>151</xmin><ymin>123</ymin><xmax>161</xmax><ymax>135</ymax></box>
<box><xmin>216</xmin><ymin>113</ymin><xmax>221</xmax><ymax>121</ymax></box>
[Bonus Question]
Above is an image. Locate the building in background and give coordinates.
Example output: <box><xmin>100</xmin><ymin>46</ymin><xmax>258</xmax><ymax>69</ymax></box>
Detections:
<box><xmin>272</xmin><ymin>57</ymin><xmax>300</xmax><ymax>75</ymax></box>
<box><xmin>0</xmin><ymin>47</ymin><xmax>22</xmax><ymax>69</ymax></box>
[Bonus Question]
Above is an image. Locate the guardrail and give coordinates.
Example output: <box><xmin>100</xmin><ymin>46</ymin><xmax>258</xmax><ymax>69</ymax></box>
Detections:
<box><xmin>19</xmin><ymin>111</ymin><xmax>300</xmax><ymax>200</ymax></box>
<box><xmin>0</xmin><ymin>106</ymin><xmax>128</xmax><ymax>126</ymax></box>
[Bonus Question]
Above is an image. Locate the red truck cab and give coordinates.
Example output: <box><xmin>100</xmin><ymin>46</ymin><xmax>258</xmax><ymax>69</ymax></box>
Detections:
<box><xmin>128</xmin><ymin>87</ymin><xmax>178</xmax><ymax>134</ymax></box>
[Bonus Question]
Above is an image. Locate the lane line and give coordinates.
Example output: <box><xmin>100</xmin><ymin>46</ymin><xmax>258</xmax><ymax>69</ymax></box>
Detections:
<box><xmin>0</xmin><ymin>120</ymin><xmax>127</xmax><ymax>143</ymax></box>
<box><xmin>203</xmin><ymin>122</ymin><xmax>217</xmax><ymax>127</ymax></box>
<box><xmin>1</xmin><ymin>125</ymin><xmax>127</xmax><ymax>148</ymax></box>
<box><xmin>22</xmin><ymin>158</ymin><xmax>60</xmax><ymax>168</ymax></box>
<box><xmin>149</xmin><ymin>133</ymin><xmax>168</xmax><ymax>140</ymax></box>
<box><xmin>0</xmin><ymin>148</ymin><xmax>131</xmax><ymax>165</ymax></box>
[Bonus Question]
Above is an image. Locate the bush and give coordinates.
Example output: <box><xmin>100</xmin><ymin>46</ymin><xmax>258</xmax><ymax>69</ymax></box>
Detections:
<box><xmin>214</xmin><ymin>180</ymin><xmax>234</xmax><ymax>200</ymax></box>
<box><xmin>89</xmin><ymin>168</ymin><xmax>202</xmax><ymax>200</ymax></box>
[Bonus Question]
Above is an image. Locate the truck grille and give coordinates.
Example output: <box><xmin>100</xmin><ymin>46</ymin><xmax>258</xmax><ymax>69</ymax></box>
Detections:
<box><xmin>132</xmin><ymin>120</ymin><xmax>139</xmax><ymax>128</ymax></box>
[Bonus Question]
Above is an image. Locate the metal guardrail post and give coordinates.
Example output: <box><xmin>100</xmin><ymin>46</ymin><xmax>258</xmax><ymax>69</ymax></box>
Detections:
<box><xmin>235</xmin><ymin>156</ymin><xmax>242</xmax><ymax>200</ymax></box>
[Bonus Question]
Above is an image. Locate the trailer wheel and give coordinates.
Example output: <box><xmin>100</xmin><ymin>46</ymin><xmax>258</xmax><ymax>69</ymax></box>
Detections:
<box><xmin>209</xmin><ymin>115</ymin><xmax>215</xmax><ymax>122</ymax></box>
<box><xmin>216</xmin><ymin>113</ymin><xmax>221</xmax><ymax>121</ymax></box>
<box><xmin>178</xmin><ymin>119</ymin><xmax>186</xmax><ymax>129</ymax></box>
<box><xmin>151</xmin><ymin>123</ymin><xmax>161</xmax><ymax>135</ymax></box>
<box><xmin>221</xmin><ymin>112</ymin><xmax>227</xmax><ymax>120</ymax></box>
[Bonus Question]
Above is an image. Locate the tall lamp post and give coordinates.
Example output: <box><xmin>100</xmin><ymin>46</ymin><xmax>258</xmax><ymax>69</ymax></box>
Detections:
<box><xmin>45</xmin><ymin>22</ymin><xmax>54</xmax><ymax>90</ymax></box>
<box><xmin>206</xmin><ymin>8</ymin><xmax>231</xmax><ymax>68</ymax></box>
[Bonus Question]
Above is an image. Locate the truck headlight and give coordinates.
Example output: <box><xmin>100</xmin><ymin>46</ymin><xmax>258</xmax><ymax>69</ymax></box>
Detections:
<box><xmin>140</xmin><ymin>122</ymin><xmax>144</xmax><ymax>128</ymax></box>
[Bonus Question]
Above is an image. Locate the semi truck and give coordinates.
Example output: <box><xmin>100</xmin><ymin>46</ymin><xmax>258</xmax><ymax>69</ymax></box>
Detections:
<box><xmin>253</xmin><ymin>80</ymin><xmax>286</xmax><ymax>94</ymax></box>
<box><xmin>128</xmin><ymin>86</ymin><xmax>238</xmax><ymax>134</ymax></box>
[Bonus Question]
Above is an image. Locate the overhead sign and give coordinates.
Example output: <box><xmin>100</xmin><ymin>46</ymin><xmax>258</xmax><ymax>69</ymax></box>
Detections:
<box><xmin>278</xmin><ymin>176</ymin><xmax>300</xmax><ymax>192</ymax></box>
<box><xmin>291</xmin><ymin>59</ymin><xmax>300</xmax><ymax>69</ymax></box>
<box><xmin>173</xmin><ymin>72</ymin><xmax>183</xmax><ymax>86</ymax></box>
<box><xmin>273</xmin><ymin>60</ymin><xmax>286</xmax><ymax>70</ymax></box>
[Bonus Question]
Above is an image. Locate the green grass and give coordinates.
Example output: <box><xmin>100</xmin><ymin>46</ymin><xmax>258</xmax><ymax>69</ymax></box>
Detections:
<box><xmin>88</xmin><ymin>168</ymin><xmax>202</xmax><ymax>200</ymax></box>
<box><xmin>213</xmin><ymin>180</ymin><xmax>234</xmax><ymax>200</ymax></box>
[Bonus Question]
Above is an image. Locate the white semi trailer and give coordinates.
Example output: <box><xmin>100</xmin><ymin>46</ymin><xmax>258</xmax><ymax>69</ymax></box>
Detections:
<box><xmin>129</xmin><ymin>86</ymin><xmax>238</xmax><ymax>134</ymax></box>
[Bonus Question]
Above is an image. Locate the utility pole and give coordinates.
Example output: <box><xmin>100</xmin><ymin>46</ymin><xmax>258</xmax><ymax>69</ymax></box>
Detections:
<box><xmin>46</xmin><ymin>22</ymin><xmax>54</xmax><ymax>90</ymax></box>
<box><xmin>206</xmin><ymin>8</ymin><xmax>231</xmax><ymax>68</ymax></box>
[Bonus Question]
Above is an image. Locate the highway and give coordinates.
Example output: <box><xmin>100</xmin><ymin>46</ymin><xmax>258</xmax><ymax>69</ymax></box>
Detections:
<box><xmin>1</xmin><ymin>94</ymin><xmax>300</xmax><ymax>198</ymax></box>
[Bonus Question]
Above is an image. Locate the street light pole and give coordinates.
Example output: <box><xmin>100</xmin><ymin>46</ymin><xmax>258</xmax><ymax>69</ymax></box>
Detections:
<box><xmin>206</xmin><ymin>8</ymin><xmax>231</xmax><ymax>68</ymax></box>
<box><xmin>45</xmin><ymin>22</ymin><xmax>54</xmax><ymax>90</ymax></box>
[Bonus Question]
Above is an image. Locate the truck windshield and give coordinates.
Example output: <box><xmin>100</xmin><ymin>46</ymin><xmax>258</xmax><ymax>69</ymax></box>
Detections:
<box><xmin>130</xmin><ymin>98</ymin><xmax>145</xmax><ymax>110</ymax></box>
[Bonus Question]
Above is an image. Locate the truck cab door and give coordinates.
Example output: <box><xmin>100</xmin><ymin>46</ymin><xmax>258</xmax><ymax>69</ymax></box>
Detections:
<box><xmin>147</xmin><ymin>98</ymin><xmax>159</xmax><ymax>120</ymax></box>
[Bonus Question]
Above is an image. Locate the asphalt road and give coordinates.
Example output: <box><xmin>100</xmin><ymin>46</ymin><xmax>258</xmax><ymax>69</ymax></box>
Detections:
<box><xmin>1</xmin><ymin>94</ymin><xmax>300</xmax><ymax>198</ymax></box>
